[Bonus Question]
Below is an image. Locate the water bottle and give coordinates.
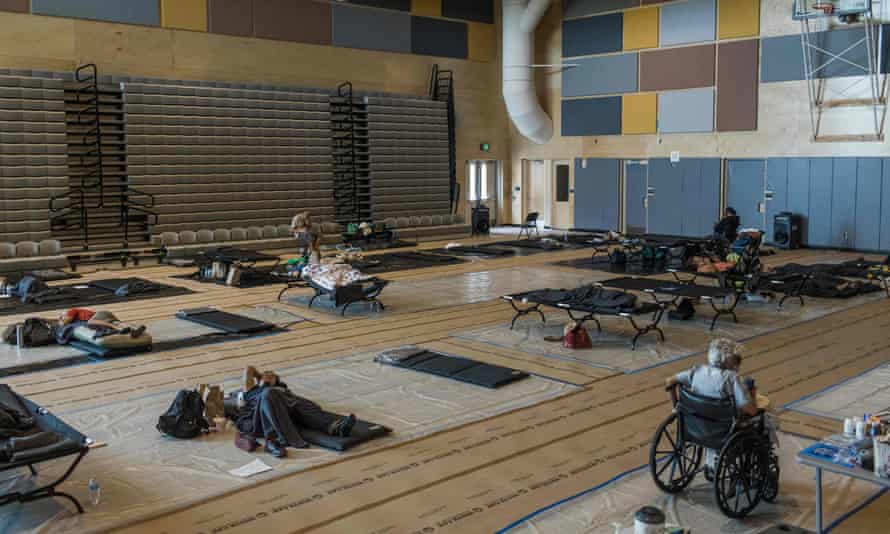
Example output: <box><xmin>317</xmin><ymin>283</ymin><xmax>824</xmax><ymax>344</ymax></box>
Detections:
<box><xmin>88</xmin><ymin>478</ymin><xmax>101</xmax><ymax>506</ymax></box>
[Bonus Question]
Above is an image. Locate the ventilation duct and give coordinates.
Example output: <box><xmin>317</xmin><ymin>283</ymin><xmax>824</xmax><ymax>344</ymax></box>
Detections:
<box><xmin>502</xmin><ymin>0</ymin><xmax>554</xmax><ymax>144</ymax></box>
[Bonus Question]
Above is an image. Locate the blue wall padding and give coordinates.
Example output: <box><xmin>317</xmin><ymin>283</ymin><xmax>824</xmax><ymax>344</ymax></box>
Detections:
<box><xmin>562</xmin><ymin>53</ymin><xmax>638</xmax><ymax>97</ymax></box>
<box><xmin>660</xmin><ymin>0</ymin><xmax>715</xmax><ymax>47</ymax></box>
<box><xmin>854</xmin><ymin>159</ymin><xmax>882</xmax><ymax>251</ymax></box>
<box><xmin>562</xmin><ymin>0</ymin><xmax>639</xmax><ymax>18</ymax></box>
<box><xmin>831</xmin><ymin>158</ymin><xmax>857</xmax><ymax>247</ymax></box>
<box><xmin>763</xmin><ymin>26</ymin><xmax>890</xmax><ymax>82</ymax></box>
<box><xmin>411</xmin><ymin>16</ymin><xmax>468</xmax><ymax>59</ymax></box>
<box><xmin>765</xmin><ymin>158</ymin><xmax>789</xmax><ymax>244</ymax></box>
<box><xmin>574</xmin><ymin>159</ymin><xmax>621</xmax><ymax>231</ymax></box>
<box><xmin>442</xmin><ymin>0</ymin><xmax>494</xmax><ymax>23</ymax></box>
<box><xmin>808</xmin><ymin>158</ymin><xmax>833</xmax><ymax>247</ymax></box>
<box><xmin>562</xmin><ymin>14</ymin><xmax>623</xmax><ymax>57</ymax></box>
<box><xmin>33</xmin><ymin>0</ymin><xmax>160</xmax><ymax>25</ymax></box>
<box><xmin>561</xmin><ymin>97</ymin><xmax>622</xmax><ymax>136</ymax></box>
<box><xmin>333</xmin><ymin>5</ymin><xmax>412</xmax><ymax>53</ymax></box>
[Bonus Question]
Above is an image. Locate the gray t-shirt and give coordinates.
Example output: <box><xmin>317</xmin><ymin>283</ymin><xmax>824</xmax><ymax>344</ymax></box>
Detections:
<box><xmin>293</xmin><ymin>231</ymin><xmax>316</xmax><ymax>249</ymax></box>
<box><xmin>674</xmin><ymin>365</ymin><xmax>752</xmax><ymax>410</ymax></box>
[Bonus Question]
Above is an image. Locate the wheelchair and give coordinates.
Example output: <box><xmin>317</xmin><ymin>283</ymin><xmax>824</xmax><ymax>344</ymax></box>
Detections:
<box><xmin>649</xmin><ymin>386</ymin><xmax>779</xmax><ymax>518</ymax></box>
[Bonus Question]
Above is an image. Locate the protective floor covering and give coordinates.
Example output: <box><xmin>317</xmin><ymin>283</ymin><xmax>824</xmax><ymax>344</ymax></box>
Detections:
<box><xmin>0</xmin><ymin>353</ymin><xmax>576</xmax><ymax>533</ymax></box>
<box><xmin>504</xmin><ymin>433</ymin><xmax>882</xmax><ymax>534</ymax></box>
<box><xmin>0</xmin><ymin>280</ymin><xmax>194</xmax><ymax>316</ymax></box>
<box><xmin>455</xmin><ymin>291</ymin><xmax>887</xmax><ymax>374</ymax></box>
<box><xmin>0</xmin><ymin>306</ymin><xmax>303</xmax><ymax>376</ymax></box>
<box><xmin>283</xmin><ymin>267</ymin><xmax>598</xmax><ymax>317</ymax></box>
<box><xmin>786</xmin><ymin>363</ymin><xmax>890</xmax><ymax>421</ymax></box>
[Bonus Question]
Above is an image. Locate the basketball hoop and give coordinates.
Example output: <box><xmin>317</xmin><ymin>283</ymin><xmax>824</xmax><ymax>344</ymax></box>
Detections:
<box><xmin>811</xmin><ymin>1</ymin><xmax>835</xmax><ymax>14</ymax></box>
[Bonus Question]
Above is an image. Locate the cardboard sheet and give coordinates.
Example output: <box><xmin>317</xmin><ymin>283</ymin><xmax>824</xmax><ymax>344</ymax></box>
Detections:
<box><xmin>0</xmin><ymin>353</ymin><xmax>575</xmax><ymax>532</ymax></box>
<box><xmin>787</xmin><ymin>362</ymin><xmax>890</xmax><ymax>421</ymax></box>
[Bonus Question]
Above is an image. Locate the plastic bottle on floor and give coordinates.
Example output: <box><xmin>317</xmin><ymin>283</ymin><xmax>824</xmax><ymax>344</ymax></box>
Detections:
<box><xmin>88</xmin><ymin>479</ymin><xmax>101</xmax><ymax>506</ymax></box>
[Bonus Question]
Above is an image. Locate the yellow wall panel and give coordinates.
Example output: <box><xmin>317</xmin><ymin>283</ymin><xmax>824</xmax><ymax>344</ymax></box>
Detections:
<box><xmin>718</xmin><ymin>0</ymin><xmax>760</xmax><ymax>39</ymax></box>
<box><xmin>623</xmin><ymin>7</ymin><xmax>658</xmax><ymax>51</ymax></box>
<box><xmin>622</xmin><ymin>93</ymin><xmax>657</xmax><ymax>134</ymax></box>
<box><xmin>161</xmin><ymin>0</ymin><xmax>208</xmax><ymax>32</ymax></box>
<box><xmin>468</xmin><ymin>22</ymin><xmax>495</xmax><ymax>63</ymax></box>
<box><xmin>412</xmin><ymin>0</ymin><xmax>441</xmax><ymax>17</ymax></box>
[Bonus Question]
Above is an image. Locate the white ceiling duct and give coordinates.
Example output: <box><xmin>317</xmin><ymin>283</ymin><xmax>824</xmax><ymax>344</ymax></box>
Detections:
<box><xmin>503</xmin><ymin>0</ymin><xmax>554</xmax><ymax>145</ymax></box>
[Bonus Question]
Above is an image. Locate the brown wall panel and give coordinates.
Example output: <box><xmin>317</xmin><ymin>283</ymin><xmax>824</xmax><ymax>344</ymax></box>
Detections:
<box><xmin>716</xmin><ymin>39</ymin><xmax>759</xmax><ymax>132</ymax></box>
<box><xmin>253</xmin><ymin>0</ymin><xmax>331</xmax><ymax>45</ymax></box>
<box><xmin>209</xmin><ymin>0</ymin><xmax>253</xmax><ymax>37</ymax></box>
<box><xmin>639</xmin><ymin>44</ymin><xmax>715</xmax><ymax>91</ymax></box>
<box><xmin>0</xmin><ymin>0</ymin><xmax>28</xmax><ymax>12</ymax></box>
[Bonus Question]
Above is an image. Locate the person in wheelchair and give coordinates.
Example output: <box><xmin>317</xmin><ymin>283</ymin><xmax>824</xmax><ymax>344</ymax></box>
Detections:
<box><xmin>656</xmin><ymin>338</ymin><xmax>779</xmax><ymax>518</ymax></box>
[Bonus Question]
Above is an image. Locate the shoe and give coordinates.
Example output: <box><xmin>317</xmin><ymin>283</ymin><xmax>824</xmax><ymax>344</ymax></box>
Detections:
<box><xmin>131</xmin><ymin>325</ymin><xmax>147</xmax><ymax>338</ymax></box>
<box><xmin>264</xmin><ymin>436</ymin><xmax>287</xmax><ymax>458</ymax></box>
<box><xmin>204</xmin><ymin>385</ymin><xmax>225</xmax><ymax>422</ymax></box>
<box><xmin>704</xmin><ymin>466</ymin><xmax>714</xmax><ymax>482</ymax></box>
<box><xmin>234</xmin><ymin>432</ymin><xmax>257</xmax><ymax>453</ymax></box>
<box><xmin>328</xmin><ymin>414</ymin><xmax>357</xmax><ymax>437</ymax></box>
<box><xmin>243</xmin><ymin>366</ymin><xmax>259</xmax><ymax>391</ymax></box>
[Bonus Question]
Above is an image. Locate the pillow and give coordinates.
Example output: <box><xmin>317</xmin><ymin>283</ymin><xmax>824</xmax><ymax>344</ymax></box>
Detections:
<box><xmin>262</xmin><ymin>225</ymin><xmax>278</xmax><ymax>239</ymax></box>
<box><xmin>396</xmin><ymin>217</ymin><xmax>410</xmax><ymax>228</ymax></box>
<box><xmin>431</xmin><ymin>215</ymin><xmax>444</xmax><ymax>226</ymax></box>
<box><xmin>277</xmin><ymin>224</ymin><xmax>292</xmax><ymax>237</ymax></box>
<box><xmin>0</xmin><ymin>243</ymin><xmax>15</xmax><ymax>259</ymax></box>
<box><xmin>420</xmin><ymin>215</ymin><xmax>433</xmax><ymax>227</ymax></box>
<box><xmin>38</xmin><ymin>239</ymin><xmax>61</xmax><ymax>256</ymax></box>
<box><xmin>213</xmin><ymin>229</ymin><xmax>231</xmax><ymax>242</ymax></box>
<box><xmin>196</xmin><ymin>229</ymin><xmax>214</xmax><ymax>243</ymax></box>
<box><xmin>179</xmin><ymin>231</ymin><xmax>197</xmax><ymax>245</ymax></box>
<box><xmin>246</xmin><ymin>227</ymin><xmax>263</xmax><ymax>240</ymax></box>
<box><xmin>409</xmin><ymin>216</ymin><xmax>422</xmax><ymax>227</ymax></box>
<box><xmin>230</xmin><ymin>228</ymin><xmax>248</xmax><ymax>241</ymax></box>
<box><xmin>160</xmin><ymin>232</ymin><xmax>179</xmax><ymax>246</ymax></box>
<box><xmin>14</xmin><ymin>242</ymin><xmax>39</xmax><ymax>258</ymax></box>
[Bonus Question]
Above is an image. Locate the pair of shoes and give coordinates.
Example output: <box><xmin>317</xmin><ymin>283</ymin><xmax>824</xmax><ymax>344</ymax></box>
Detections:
<box><xmin>202</xmin><ymin>385</ymin><xmax>225</xmax><ymax>424</ymax></box>
<box><xmin>264</xmin><ymin>435</ymin><xmax>287</xmax><ymax>458</ymax></box>
<box><xmin>328</xmin><ymin>414</ymin><xmax>357</xmax><ymax>438</ymax></box>
<box><xmin>234</xmin><ymin>432</ymin><xmax>257</xmax><ymax>453</ymax></box>
<box><xmin>131</xmin><ymin>324</ymin><xmax>147</xmax><ymax>338</ymax></box>
<box><xmin>244</xmin><ymin>366</ymin><xmax>259</xmax><ymax>391</ymax></box>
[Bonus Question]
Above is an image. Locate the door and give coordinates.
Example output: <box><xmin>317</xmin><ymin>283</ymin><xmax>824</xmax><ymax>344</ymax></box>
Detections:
<box><xmin>574</xmin><ymin>158</ymin><xmax>620</xmax><ymax>231</ymax></box>
<box><xmin>525</xmin><ymin>160</ymin><xmax>549</xmax><ymax>227</ymax></box>
<box><xmin>467</xmin><ymin>160</ymin><xmax>499</xmax><ymax>224</ymax></box>
<box><xmin>552</xmin><ymin>161</ymin><xmax>572</xmax><ymax>229</ymax></box>
<box><xmin>764</xmin><ymin>159</ymin><xmax>789</xmax><ymax>245</ymax></box>
<box><xmin>648</xmin><ymin>159</ymin><xmax>685</xmax><ymax>236</ymax></box>
<box><xmin>513</xmin><ymin>161</ymin><xmax>527</xmax><ymax>225</ymax></box>
<box><xmin>624</xmin><ymin>160</ymin><xmax>648</xmax><ymax>235</ymax></box>
<box><xmin>726</xmin><ymin>159</ymin><xmax>766</xmax><ymax>231</ymax></box>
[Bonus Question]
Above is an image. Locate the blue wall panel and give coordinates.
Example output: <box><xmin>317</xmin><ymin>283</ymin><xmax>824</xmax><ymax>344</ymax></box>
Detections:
<box><xmin>33</xmin><ymin>0</ymin><xmax>160</xmax><ymax>25</ymax></box>
<box><xmin>727</xmin><ymin>159</ymin><xmax>765</xmax><ymax>231</ymax></box>
<box><xmin>442</xmin><ymin>0</ymin><xmax>494</xmax><ymax>23</ymax></box>
<box><xmin>411</xmin><ymin>16</ymin><xmax>467</xmax><ymax>59</ymax></box>
<box><xmin>660</xmin><ymin>0</ymin><xmax>715</xmax><ymax>47</ymax></box>
<box><xmin>881</xmin><ymin>159</ymin><xmax>890</xmax><ymax>250</ymax></box>
<box><xmin>831</xmin><ymin>158</ymin><xmax>857</xmax><ymax>248</ymax></box>
<box><xmin>648</xmin><ymin>159</ymin><xmax>685</xmax><ymax>236</ymax></box>
<box><xmin>762</xmin><ymin>27</ymin><xmax>886</xmax><ymax>83</ymax></box>
<box><xmin>681</xmin><ymin>161</ymin><xmax>703</xmax><ymax>236</ymax></box>
<box><xmin>765</xmin><ymin>158</ymin><xmax>789</xmax><ymax>245</ymax></box>
<box><xmin>855</xmin><ymin>158</ymin><xmax>882</xmax><ymax>251</ymax></box>
<box><xmin>333</xmin><ymin>6</ymin><xmax>411</xmax><ymax>53</ymax></box>
<box><xmin>561</xmin><ymin>97</ymin><xmax>622</xmax><ymax>136</ymax></box>
<box><xmin>562</xmin><ymin>53</ymin><xmax>638</xmax><ymax>97</ymax></box>
<box><xmin>562</xmin><ymin>14</ymin><xmax>623</xmax><ymax>57</ymax></box>
<box><xmin>808</xmin><ymin>159</ymin><xmax>834</xmax><ymax>247</ymax></box>
<box><xmin>625</xmin><ymin>162</ymin><xmax>648</xmax><ymax>234</ymax></box>
<box><xmin>563</xmin><ymin>0</ymin><xmax>639</xmax><ymax>18</ymax></box>
<box><xmin>787</xmin><ymin>158</ymin><xmax>811</xmax><ymax>245</ymax></box>
<box><xmin>658</xmin><ymin>88</ymin><xmax>714</xmax><ymax>134</ymax></box>
<box><xmin>699</xmin><ymin>159</ymin><xmax>722</xmax><ymax>237</ymax></box>
<box><xmin>761</xmin><ymin>34</ymin><xmax>805</xmax><ymax>83</ymax></box>
<box><xmin>574</xmin><ymin>159</ymin><xmax>621</xmax><ymax>231</ymax></box>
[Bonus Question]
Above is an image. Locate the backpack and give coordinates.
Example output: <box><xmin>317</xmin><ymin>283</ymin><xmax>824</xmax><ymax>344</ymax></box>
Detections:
<box><xmin>2</xmin><ymin>318</ymin><xmax>57</xmax><ymax>347</ymax></box>
<box><xmin>157</xmin><ymin>390</ymin><xmax>209</xmax><ymax>439</ymax></box>
<box><xmin>609</xmin><ymin>249</ymin><xmax>627</xmax><ymax>265</ymax></box>
<box><xmin>669</xmin><ymin>298</ymin><xmax>696</xmax><ymax>321</ymax></box>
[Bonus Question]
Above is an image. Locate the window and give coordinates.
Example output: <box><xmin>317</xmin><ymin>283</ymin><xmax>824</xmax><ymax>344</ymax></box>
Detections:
<box><xmin>480</xmin><ymin>163</ymin><xmax>489</xmax><ymax>200</ymax></box>
<box><xmin>556</xmin><ymin>164</ymin><xmax>569</xmax><ymax>202</ymax></box>
<box><xmin>468</xmin><ymin>162</ymin><xmax>478</xmax><ymax>201</ymax></box>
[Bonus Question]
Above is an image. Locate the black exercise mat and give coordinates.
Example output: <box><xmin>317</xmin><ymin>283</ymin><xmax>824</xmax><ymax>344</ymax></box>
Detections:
<box><xmin>340</xmin><ymin>239</ymin><xmax>416</xmax><ymax>252</ymax></box>
<box><xmin>379</xmin><ymin>349</ymin><xmax>529</xmax><ymax>389</ymax></box>
<box><xmin>176</xmin><ymin>308</ymin><xmax>276</xmax><ymax>334</ymax></box>
<box><xmin>427</xmin><ymin>246</ymin><xmax>516</xmax><ymax>258</ymax></box>
<box><xmin>352</xmin><ymin>251</ymin><xmax>467</xmax><ymax>274</ymax></box>
<box><xmin>490</xmin><ymin>239</ymin><xmax>571</xmax><ymax>250</ymax></box>
<box><xmin>171</xmin><ymin>269</ymin><xmax>287</xmax><ymax>288</ymax></box>
<box><xmin>0</xmin><ymin>279</ymin><xmax>193</xmax><ymax>317</ymax></box>
<box><xmin>553</xmin><ymin>257</ymin><xmax>677</xmax><ymax>276</ymax></box>
<box><xmin>300</xmin><ymin>417</ymin><xmax>392</xmax><ymax>451</ymax></box>
<box><xmin>600</xmin><ymin>276</ymin><xmax>733</xmax><ymax>299</ymax></box>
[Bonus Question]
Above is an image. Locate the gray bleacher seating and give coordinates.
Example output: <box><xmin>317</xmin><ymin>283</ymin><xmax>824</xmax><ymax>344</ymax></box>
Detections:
<box><xmin>158</xmin><ymin>223</ymin><xmax>342</xmax><ymax>258</ymax></box>
<box><xmin>0</xmin><ymin>239</ymin><xmax>66</xmax><ymax>274</ymax></box>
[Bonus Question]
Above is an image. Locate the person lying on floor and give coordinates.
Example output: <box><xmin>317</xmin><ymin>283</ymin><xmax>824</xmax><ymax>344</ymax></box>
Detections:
<box><xmin>55</xmin><ymin>308</ymin><xmax>147</xmax><ymax>344</ymax></box>
<box><xmin>232</xmin><ymin>366</ymin><xmax>356</xmax><ymax>458</ymax></box>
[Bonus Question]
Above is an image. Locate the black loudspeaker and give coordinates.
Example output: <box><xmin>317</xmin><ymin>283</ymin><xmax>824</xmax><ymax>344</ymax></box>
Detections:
<box><xmin>773</xmin><ymin>212</ymin><xmax>802</xmax><ymax>250</ymax></box>
<box><xmin>472</xmin><ymin>206</ymin><xmax>490</xmax><ymax>235</ymax></box>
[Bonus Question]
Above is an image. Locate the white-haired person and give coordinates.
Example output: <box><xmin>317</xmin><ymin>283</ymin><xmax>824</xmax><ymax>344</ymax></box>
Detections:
<box><xmin>665</xmin><ymin>338</ymin><xmax>776</xmax><ymax>477</ymax></box>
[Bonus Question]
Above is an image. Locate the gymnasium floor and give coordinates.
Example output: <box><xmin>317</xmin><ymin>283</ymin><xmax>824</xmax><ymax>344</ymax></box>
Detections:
<box><xmin>2</xmin><ymin>236</ymin><xmax>889</xmax><ymax>533</ymax></box>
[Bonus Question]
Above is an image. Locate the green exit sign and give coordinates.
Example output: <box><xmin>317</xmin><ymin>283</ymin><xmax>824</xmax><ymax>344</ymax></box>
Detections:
<box><xmin>480</xmin><ymin>143</ymin><xmax>490</xmax><ymax>152</ymax></box>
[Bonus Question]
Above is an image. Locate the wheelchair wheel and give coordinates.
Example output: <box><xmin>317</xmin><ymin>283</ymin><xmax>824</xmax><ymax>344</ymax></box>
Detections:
<box><xmin>762</xmin><ymin>453</ymin><xmax>780</xmax><ymax>503</ymax></box>
<box><xmin>650</xmin><ymin>412</ymin><xmax>703</xmax><ymax>494</ymax></box>
<box><xmin>714</xmin><ymin>432</ymin><xmax>768</xmax><ymax>518</ymax></box>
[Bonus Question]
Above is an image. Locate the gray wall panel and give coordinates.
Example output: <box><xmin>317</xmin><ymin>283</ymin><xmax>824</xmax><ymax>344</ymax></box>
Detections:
<box><xmin>762</xmin><ymin>27</ymin><xmax>880</xmax><ymax>83</ymax></box>
<box><xmin>33</xmin><ymin>0</ymin><xmax>160</xmax><ymax>25</ymax></box>
<box><xmin>658</xmin><ymin>88</ymin><xmax>714</xmax><ymax>134</ymax></box>
<box><xmin>411</xmin><ymin>16</ymin><xmax>467</xmax><ymax>59</ymax></box>
<box><xmin>761</xmin><ymin>34</ymin><xmax>804</xmax><ymax>83</ymax></box>
<box><xmin>561</xmin><ymin>97</ymin><xmax>622</xmax><ymax>136</ymax></box>
<box><xmin>831</xmin><ymin>158</ymin><xmax>857</xmax><ymax>248</ymax></box>
<box><xmin>562</xmin><ymin>0</ymin><xmax>639</xmax><ymax>18</ymax></box>
<box><xmin>660</xmin><ymin>0</ymin><xmax>715</xmax><ymax>47</ymax></box>
<box><xmin>855</xmin><ymin>158</ymin><xmax>882</xmax><ymax>250</ymax></box>
<box><xmin>698</xmin><ymin>159</ymin><xmax>722</xmax><ymax>237</ymax></box>
<box><xmin>562</xmin><ymin>53</ymin><xmax>638</xmax><ymax>97</ymax></box>
<box><xmin>333</xmin><ymin>5</ymin><xmax>411</xmax><ymax>53</ymax></box>
<box><xmin>787</xmin><ymin>158</ymin><xmax>811</xmax><ymax>245</ymax></box>
<box><xmin>562</xmin><ymin>14</ymin><xmax>623</xmax><ymax>57</ymax></box>
<box><xmin>808</xmin><ymin>158</ymin><xmax>833</xmax><ymax>247</ymax></box>
<box><xmin>727</xmin><ymin>159</ymin><xmax>766</xmax><ymax>231</ymax></box>
<box><xmin>765</xmin><ymin>158</ymin><xmax>789</xmax><ymax>244</ymax></box>
<box><xmin>574</xmin><ymin>158</ymin><xmax>620</xmax><ymax>231</ymax></box>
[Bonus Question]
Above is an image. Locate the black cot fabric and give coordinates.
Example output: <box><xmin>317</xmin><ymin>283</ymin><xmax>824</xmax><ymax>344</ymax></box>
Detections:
<box><xmin>378</xmin><ymin>349</ymin><xmax>529</xmax><ymax>389</ymax></box>
<box><xmin>175</xmin><ymin>308</ymin><xmax>276</xmax><ymax>334</ymax></box>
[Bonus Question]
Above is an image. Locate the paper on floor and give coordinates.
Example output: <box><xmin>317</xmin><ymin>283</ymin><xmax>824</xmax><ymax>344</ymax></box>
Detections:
<box><xmin>229</xmin><ymin>459</ymin><xmax>272</xmax><ymax>478</ymax></box>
